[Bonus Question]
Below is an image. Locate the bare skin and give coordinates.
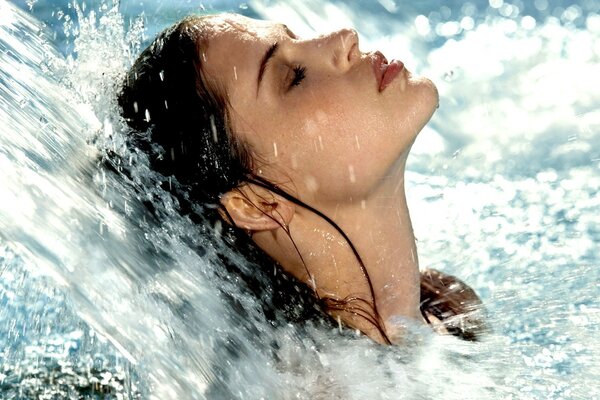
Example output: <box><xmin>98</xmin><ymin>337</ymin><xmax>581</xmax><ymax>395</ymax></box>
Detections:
<box><xmin>199</xmin><ymin>14</ymin><xmax>439</xmax><ymax>343</ymax></box>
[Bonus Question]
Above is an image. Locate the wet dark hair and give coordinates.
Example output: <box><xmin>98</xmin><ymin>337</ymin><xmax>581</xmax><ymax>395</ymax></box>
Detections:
<box><xmin>118</xmin><ymin>15</ymin><xmax>485</xmax><ymax>343</ymax></box>
<box><xmin>118</xmin><ymin>16</ymin><xmax>250</xmax><ymax>202</ymax></box>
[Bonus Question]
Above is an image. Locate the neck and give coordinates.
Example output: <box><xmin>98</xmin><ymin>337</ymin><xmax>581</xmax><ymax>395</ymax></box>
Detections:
<box><xmin>252</xmin><ymin>161</ymin><xmax>420</xmax><ymax>344</ymax></box>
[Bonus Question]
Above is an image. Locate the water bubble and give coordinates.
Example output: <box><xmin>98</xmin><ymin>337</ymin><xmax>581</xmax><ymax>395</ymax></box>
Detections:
<box><xmin>436</xmin><ymin>21</ymin><xmax>461</xmax><ymax>37</ymax></box>
<box><xmin>461</xmin><ymin>2</ymin><xmax>477</xmax><ymax>17</ymax></box>
<box><xmin>440</xmin><ymin>5</ymin><xmax>452</xmax><ymax>19</ymax></box>
<box><xmin>499</xmin><ymin>4</ymin><xmax>516</xmax><ymax>18</ymax></box>
<box><xmin>562</xmin><ymin>5</ymin><xmax>582</xmax><ymax>22</ymax></box>
<box><xmin>377</xmin><ymin>0</ymin><xmax>398</xmax><ymax>13</ymax></box>
<box><xmin>414</xmin><ymin>15</ymin><xmax>431</xmax><ymax>36</ymax></box>
<box><xmin>534</xmin><ymin>0</ymin><xmax>548</xmax><ymax>11</ymax></box>
<box><xmin>239</xmin><ymin>3</ymin><xmax>248</xmax><ymax>10</ymax></box>
<box><xmin>428</xmin><ymin>10</ymin><xmax>441</xmax><ymax>25</ymax></box>
<box><xmin>489</xmin><ymin>0</ymin><xmax>503</xmax><ymax>9</ymax></box>
<box><xmin>552</xmin><ymin>7</ymin><xmax>565</xmax><ymax>19</ymax></box>
<box><xmin>587</xmin><ymin>13</ymin><xmax>600</xmax><ymax>32</ymax></box>
<box><xmin>460</xmin><ymin>16</ymin><xmax>475</xmax><ymax>30</ymax></box>
<box><xmin>521</xmin><ymin>15</ymin><xmax>536</xmax><ymax>30</ymax></box>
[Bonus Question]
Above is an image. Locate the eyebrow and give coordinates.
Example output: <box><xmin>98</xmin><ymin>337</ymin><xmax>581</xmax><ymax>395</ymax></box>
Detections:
<box><xmin>256</xmin><ymin>42</ymin><xmax>279</xmax><ymax>97</ymax></box>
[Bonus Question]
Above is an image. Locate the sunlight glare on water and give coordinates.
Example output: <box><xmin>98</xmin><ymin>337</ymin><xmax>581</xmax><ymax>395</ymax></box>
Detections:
<box><xmin>1</xmin><ymin>0</ymin><xmax>599</xmax><ymax>398</ymax></box>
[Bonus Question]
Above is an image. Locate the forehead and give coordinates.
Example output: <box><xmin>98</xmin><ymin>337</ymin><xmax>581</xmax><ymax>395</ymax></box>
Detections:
<box><xmin>199</xmin><ymin>15</ymin><xmax>279</xmax><ymax>100</ymax></box>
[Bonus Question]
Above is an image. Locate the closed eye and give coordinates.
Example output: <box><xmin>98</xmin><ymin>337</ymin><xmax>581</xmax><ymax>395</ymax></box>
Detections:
<box><xmin>289</xmin><ymin>65</ymin><xmax>306</xmax><ymax>89</ymax></box>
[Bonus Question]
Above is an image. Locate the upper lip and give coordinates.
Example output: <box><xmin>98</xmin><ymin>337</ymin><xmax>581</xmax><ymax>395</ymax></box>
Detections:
<box><xmin>370</xmin><ymin>51</ymin><xmax>388</xmax><ymax>90</ymax></box>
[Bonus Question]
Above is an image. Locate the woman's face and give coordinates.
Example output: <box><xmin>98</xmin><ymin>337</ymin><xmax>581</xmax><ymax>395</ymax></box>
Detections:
<box><xmin>200</xmin><ymin>14</ymin><xmax>438</xmax><ymax>205</ymax></box>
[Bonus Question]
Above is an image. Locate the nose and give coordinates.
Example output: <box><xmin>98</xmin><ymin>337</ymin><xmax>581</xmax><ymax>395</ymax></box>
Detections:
<box><xmin>315</xmin><ymin>28</ymin><xmax>360</xmax><ymax>71</ymax></box>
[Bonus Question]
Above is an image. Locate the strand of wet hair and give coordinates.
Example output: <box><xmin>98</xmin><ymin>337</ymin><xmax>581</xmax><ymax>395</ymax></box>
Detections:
<box><xmin>226</xmin><ymin>185</ymin><xmax>373</xmax><ymax>323</ymax></box>
<box><xmin>223</xmin><ymin>188</ymin><xmax>387</xmax><ymax>340</ymax></box>
<box><xmin>244</xmin><ymin>174</ymin><xmax>392</xmax><ymax>344</ymax></box>
<box><xmin>224</xmin><ymin>185</ymin><xmax>319</xmax><ymax>294</ymax></box>
<box><xmin>223</xmin><ymin>175</ymin><xmax>390</xmax><ymax>343</ymax></box>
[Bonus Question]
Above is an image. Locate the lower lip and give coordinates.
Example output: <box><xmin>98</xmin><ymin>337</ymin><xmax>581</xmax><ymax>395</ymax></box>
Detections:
<box><xmin>379</xmin><ymin>60</ymin><xmax>404</xmax><ymax>92</ymax></box>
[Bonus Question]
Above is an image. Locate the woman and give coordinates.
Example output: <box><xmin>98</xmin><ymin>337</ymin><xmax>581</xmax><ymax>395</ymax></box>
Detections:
<box><xmin>118</xmin><ymin>13</ymin><xmax>485</xmax><ymax>344</ymax></box>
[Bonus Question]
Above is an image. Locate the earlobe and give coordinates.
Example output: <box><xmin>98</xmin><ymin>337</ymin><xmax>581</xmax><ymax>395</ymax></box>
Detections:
<box><xmin>219</xmin><ymin>185</ymin><xmax>295</xmax><ymax>232</ymax></box>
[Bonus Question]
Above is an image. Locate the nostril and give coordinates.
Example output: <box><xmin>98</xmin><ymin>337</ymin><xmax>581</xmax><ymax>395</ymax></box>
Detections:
<box><xmin>346</xmin><ymin>29</ymin><xmax>359</xmax><ymax>62</ymax></box>
<box><xmin>330</xmin><ymin>28</ymin><xmax>359</xmax><ymax>67</ymax></box>
<box><xmin>348</xmin><ymin>42</ymin><xmax>358</xmax><ymax>62</ymax></box>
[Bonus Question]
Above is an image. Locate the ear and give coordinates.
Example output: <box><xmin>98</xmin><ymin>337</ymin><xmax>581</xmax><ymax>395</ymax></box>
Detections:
<box><xmin>219</xmin><ymin>184</ymin><xmax>295</xmax><ymax>232</ymax></box>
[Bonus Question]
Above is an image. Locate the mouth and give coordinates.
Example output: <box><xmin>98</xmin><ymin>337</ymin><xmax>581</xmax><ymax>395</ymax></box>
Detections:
<box><xmin>371</xmin><ymin>51</ymin><xmax>404</xmax><ymax>92</ymax></box>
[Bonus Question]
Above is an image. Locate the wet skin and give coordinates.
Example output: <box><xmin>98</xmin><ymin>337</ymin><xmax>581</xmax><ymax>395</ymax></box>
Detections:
<box><xmin>199</xmin><ymin>14</ymin><xmax>439</xmax><ymax>343</ymax></box>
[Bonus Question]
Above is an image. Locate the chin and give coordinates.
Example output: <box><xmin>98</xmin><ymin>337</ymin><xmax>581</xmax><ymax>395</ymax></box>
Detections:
<box><xmin>411</xmin><ymin>76</ymin><xmax>439</xmax><ymax>131</ymax></box>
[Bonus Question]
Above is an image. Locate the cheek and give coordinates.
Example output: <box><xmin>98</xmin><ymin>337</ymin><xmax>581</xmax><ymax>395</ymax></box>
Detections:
<box><xmin>253</xmin><ymin>79</ymin><xmax>438</xmax><ymax>201</ymax></box>
<box><xmin>284</xmin><ymin>106</ymin><xmax>391</xmax><ymax>200</ymax></box>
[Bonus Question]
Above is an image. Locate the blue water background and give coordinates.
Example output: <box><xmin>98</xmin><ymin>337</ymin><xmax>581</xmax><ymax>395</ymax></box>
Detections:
<box><xmin>12</xmin><ymin>0</ymin><xmax>599</xmax><ymax>53</ymax></box>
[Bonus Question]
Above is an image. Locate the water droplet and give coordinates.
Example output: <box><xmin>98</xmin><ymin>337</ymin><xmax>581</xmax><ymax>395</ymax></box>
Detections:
<box><xmin>239</xmin><ymin>3</ymin><xmax>248</xmax><ymax>10</ymax></box>
<box><xmin>210</xmin><ymin>115</ymin><xmax>218</xmax><ymax>143</ymax></box>
<box><xmin>443</xmin><ymin>70</ymin><xmax>456</xmax><ymax>82</ymax></box>
<box><xmin>348</xmin><ymin>165</ymin><xmax>356</xmax><ymax>183</ymax></box>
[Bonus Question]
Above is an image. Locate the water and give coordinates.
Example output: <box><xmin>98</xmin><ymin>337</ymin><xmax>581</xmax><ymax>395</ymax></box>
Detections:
<box><xmin>1</xmin><ymin>0</ymin><xmax>599</xmax><ymax>398</ymax></box>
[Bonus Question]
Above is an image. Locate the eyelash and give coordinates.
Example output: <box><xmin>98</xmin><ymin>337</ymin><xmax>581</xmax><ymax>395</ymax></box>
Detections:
<box><xmin>289</xmin><ymin>65</ymin><xmax>306</xmax><ymax>88</ymax></box>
